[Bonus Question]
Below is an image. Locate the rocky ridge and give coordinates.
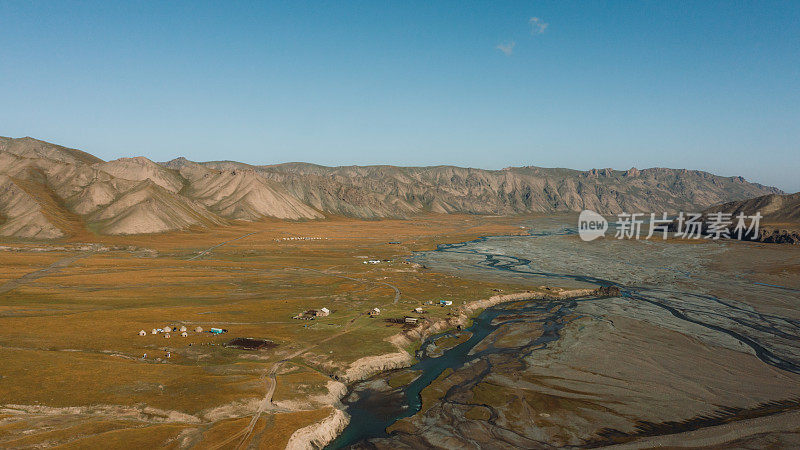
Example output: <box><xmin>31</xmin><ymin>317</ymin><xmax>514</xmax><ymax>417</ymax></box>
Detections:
<box><xmin>698</xmin><ymin>192</ymin><xmax>800</xmax><ymax>244</ymax></box>
<box><xmin>0</xmin><ymin>136</ymin><xmax>783</xmax><ymax>238</ymax></box>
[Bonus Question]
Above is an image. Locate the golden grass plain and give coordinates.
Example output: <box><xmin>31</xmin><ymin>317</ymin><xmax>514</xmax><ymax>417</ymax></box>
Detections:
<box><xmin>0</xmin><ymin>214</ymin><xmax>547</xmax><ymax>448</ymax></box>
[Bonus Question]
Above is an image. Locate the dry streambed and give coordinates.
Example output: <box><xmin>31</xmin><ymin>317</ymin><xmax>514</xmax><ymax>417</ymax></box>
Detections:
<box><xmin>333</xmin><ymin>223</ymin><xmax>800</xmax><ymax>448</ymax></box>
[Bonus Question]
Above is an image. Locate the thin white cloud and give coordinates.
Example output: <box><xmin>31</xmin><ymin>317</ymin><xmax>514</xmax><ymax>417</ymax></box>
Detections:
<box><xmin>529</xmin><ymin>17</ymin><xmax>548</xmax><ymax>35</ymax></box>
<box><xmin>496</xmin><ymin>41</ymin><xmax>515</xmax><ymax>56</ymax></box>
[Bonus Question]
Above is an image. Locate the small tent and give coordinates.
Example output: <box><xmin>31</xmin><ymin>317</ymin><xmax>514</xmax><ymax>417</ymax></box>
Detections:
<box><xmin>138</xmin><ymin>330</ymin><xmax>147</xmax><ymax>336</ymax></box>
<box><xmin>179</xmin><ymin>326</ymin><xmax>188</xmax><ymax>332</ymax></box>
<box><xmin>164</xmin><ymin>333</ymin><xmax>171</xmax><ymax>339</ymax></box>
<box><xmin>181</xmin><ymin>331</ymin><xmax>188</xmax><ymax>337</ymax></box>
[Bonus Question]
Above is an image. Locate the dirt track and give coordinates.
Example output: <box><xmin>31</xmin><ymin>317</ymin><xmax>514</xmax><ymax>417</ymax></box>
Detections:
<box><xmin>287</xmin><ymin>267</ymin><xmax>401</xmax><ymax>304</ymax></box>
<box><xmin>188</xmin><ymin>231</ymin><xmax>261</xmax><ymax>261</ymax></box>
<box><xmin>186</xmin><ymin>244</ymin><xmax>401</xmax><ymax>448</ymax></box>
<box><xmin>0</xmin><ymin>253</ymin><xmax>91</xmax><ymax>295</ymax></box>
<box><xmin>227</xmin><ymin>315</ymin><xmax>362</xmax><ymax>450</ymax></box>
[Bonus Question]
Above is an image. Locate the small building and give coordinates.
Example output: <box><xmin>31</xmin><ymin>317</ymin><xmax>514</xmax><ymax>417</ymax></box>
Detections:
<box><xmin>164</xmin><ymin>333</ymin><xmax>171</xmax><ymax>339</ymax></box>
<box><xmin>370</xmin><ymin>308</ymin><xmax>381</xmax><ymax>317</ymax></box>
<box><xmin>181</xmin><ymin>331</ymin><xmax>188</xmax><ymax>337</ymax></box>
<box><xmin>404</xmin><ymin>317</ymin><xmax>418</xmax><ymax>324</ymax></box>
<box><xmin>319</xmin><ymin>307</ymin><xmax>330</xmax><ymax>317</ymax></box>
<box><xmin>209</xmin><ymin>328</ymin><xmax>227</xmax><ymax>334</ymax></box>
<box><xmin>138</xmin><ymin>330</ymin><xmax>147</xmax><ymax>336</ymax></box>
<box><xmin>439</xmin><ymin>300</ymin><xmax>453</xmax><ymax>307</ymax></box>
<box><xmin>179</xmin><ymin>326</ymin><xmax>187</xmax><ymax>332</ymax></box>
<box><xmin>195</xmin><ymin>326</ymin><xmax>204</xmax><ymax>333</ymax></box>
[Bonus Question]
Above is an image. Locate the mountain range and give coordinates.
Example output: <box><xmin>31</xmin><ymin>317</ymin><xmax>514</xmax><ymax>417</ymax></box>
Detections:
<box><xmin>0</xmin><ymin>136</ymin><xmax>783</xmax><ymax>238</ymax></box>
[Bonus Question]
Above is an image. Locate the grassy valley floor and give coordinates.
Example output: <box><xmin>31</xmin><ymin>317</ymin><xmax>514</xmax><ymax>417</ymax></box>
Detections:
<box><xmin>0</xmin><ymin>214</ymin><xmax>565</xmax><ymax>449</ymax></box>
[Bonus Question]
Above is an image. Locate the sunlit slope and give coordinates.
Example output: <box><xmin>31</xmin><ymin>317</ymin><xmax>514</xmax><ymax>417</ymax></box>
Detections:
<box><xmin>89</xmin><ymin>180</ymin><xmax>227</xmax><ymax>235</ymax></box>
<box><xmin>706</xmin><ymin>192</ymin><xmax>800</xmax><ymax>224</ymax></box>
<box><xmin>0</xmin><ymin>135</ymin><xmax>784</xmax><ymax>239</ymax></box>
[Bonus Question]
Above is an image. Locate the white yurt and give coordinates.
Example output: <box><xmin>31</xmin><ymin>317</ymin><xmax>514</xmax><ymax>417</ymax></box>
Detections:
<box><xmin>164</xmin><ymin>333</ymin><xmax>171</xmax><ymax>339</ymax></box>
<box><xmin>179</xmin><ymin>326</ymin><xmax>187</xmax><ymax>332</ymax></box>
<box><xmin>195</xmin><ymin>326</ymin><xmax>204</xmax><ymax>333</ymax></box>
<box><xmin>163</xmin><ymin>326</ymin><xmax>173</xmax><ymax>332</ymax></box>
<box><xmin>181</xmin><ymin>331</ymin><xmax>188</xmax><ymax>337</ymax></box>
<box><xmin>151</xmin><ymin>329</ymin><xmax>158</xmax><ymax>334</ymax></box>
<box><xmin>138</xmin><ymin>330</ymin><xmax>147</xmax><ymax>336</ymax></box>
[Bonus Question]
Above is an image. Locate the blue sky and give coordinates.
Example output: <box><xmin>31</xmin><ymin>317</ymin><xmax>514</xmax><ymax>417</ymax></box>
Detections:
<box><xmin>1</xmin><ymin>1</ymin><xmax>798</xmax><ymax>191</ymax></box>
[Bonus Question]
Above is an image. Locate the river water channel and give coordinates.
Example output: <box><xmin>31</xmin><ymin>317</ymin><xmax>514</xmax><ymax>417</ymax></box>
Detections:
<box><xmin>328</xmin><ymin>223</ymin><xmax>800</xmax><ymax>448</ymax></box>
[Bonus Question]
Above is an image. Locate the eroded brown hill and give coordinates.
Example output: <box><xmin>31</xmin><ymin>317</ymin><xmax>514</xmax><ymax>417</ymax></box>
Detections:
<box><xmin>0</xmin><ymin>136</ymin><xmax>784</xmax><ymax>238</ymax></box>
<box><xmin>704</xmin><ymin>192</ymin><xmax>800</xmax><ymax>243</ymax></box>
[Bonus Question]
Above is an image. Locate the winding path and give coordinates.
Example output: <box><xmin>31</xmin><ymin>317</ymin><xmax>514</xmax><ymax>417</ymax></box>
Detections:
<box><xmin>231</xmin><ymin>316</ymin><xmax>362</xmax><ymax>449</ymax></box>
<box><xmin>287</xmin><ymin>267</ymin><xmax>401</xmax><ymax>304</ymax></box>
<box><xmin>190</xmin><ymin>240</ymin><xmax>402</xmax><ymax>447</ymax></box>
<box><xmin>188</xmin><ymin>231</ymin><xmax>260</xmax><ymax>261</ymax></box>
<box><xmin>0</xmin><ymin>253</ymin><xmax>91</xmax><ymax>295</ymax></box>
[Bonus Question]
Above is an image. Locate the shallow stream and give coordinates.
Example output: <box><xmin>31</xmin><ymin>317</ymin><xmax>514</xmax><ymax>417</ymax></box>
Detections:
<box><xmin>327</xmin><ymin>226</ymin><xmax>800</xmax><ymax>448</ymax></box>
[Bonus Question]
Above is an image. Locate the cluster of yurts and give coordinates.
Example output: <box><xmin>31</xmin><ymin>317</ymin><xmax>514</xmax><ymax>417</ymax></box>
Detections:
<box><xmin>137</xmin><ymin>325</ymin><xmax>205</xmax><ymax>338</ymax></box>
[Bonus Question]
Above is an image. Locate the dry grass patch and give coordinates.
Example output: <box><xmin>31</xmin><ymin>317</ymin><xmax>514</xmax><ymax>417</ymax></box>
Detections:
<box><xmin>0</xmin><ymin>215</ymin><xmax>541</xmax><ymax>447</ymax></box>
